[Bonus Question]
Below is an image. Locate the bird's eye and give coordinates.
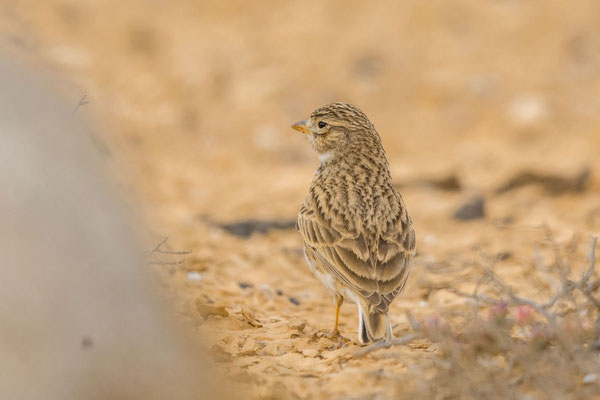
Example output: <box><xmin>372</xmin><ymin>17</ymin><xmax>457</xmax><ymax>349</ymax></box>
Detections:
<box><xmin>318</xmin><ymin>121</ymin><xmax>327</xmax><ymax>129</ymax></box>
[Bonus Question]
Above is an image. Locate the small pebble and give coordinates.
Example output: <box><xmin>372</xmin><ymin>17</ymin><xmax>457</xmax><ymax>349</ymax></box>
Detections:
<box><xmin>238</xmin><ymin>281</ymin><xmax>253</xmax><ymax>289</ymax></box>
<box><xmin>288</xmin><ymin>296</ymin><xmax>300</xmax><ymax>306</ymax></box>
<box><xmin>424</xmin><ymin>234</ymin><xmax>437</xmax><ymax>246</ymax></box>
<box><xmin>583</xmin><ymin>373</ymin><xmax>597</xmax><ymax>384</ymax></box>
<box><xmin>187</xmin><ymin>271</ymin><xmax>203</xmax><ymax>282</ymax></box>
<box><xmin>302</xmin><ymin>349</ymin><xmax>319</xmax><ymax>358</ymax></box>
<box><xmin>506</xmin><ymin>94</ymin><xmax>548</xmax><ymax>127</ymax></box>
<box><xmin>258</xmin><ymin>283</ymin><xmax>275</xmax><ymax>299</ymax></box>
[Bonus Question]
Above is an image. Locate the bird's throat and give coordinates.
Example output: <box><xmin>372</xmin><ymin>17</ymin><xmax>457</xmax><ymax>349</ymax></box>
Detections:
<box><xmin>318</xmin><ymin>151</ymin><xmax>333</xmax><ymax>163</ymax></box>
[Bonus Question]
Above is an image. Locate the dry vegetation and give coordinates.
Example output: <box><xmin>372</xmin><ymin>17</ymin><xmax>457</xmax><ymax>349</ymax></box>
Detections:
<box><xmin>396</xmin><ymin>233</ymin><xmax>600</xmax><ymax>399</ymax></box>
<box><xmin>3</xmin><ymin>0</ymin><xmax>600</xmax><ymax>399</ymax></box>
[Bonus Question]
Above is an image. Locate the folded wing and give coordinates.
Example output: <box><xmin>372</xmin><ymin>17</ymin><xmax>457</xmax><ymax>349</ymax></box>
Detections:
<box><xmin>297</xmin><ymin>199</ymin><xmax>415</xmax><ymax>313</ymax></box>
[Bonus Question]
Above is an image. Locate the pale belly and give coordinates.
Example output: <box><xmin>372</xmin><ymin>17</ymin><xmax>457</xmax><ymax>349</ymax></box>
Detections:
<box><xmin>303</xmin><ymin>249</ymin><xmax>360</xmax><ymax>304</ymax></box>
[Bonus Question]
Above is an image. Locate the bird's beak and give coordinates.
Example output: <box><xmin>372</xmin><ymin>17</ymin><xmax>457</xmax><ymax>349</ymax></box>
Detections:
<box><xmin>291</xmin><ymin>120</ymin><xmax>311</xmax><ymax>135</ymax></box>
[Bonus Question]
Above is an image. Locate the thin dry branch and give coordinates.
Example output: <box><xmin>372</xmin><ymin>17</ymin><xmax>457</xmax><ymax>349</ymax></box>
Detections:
<box><xmin>405</xmin><ymin>311</ymin><xmax>422</xmax><ymax>331</ymax></box>
<box><xmin>145</xmin><ymin>236</ymin><xmax>192</xmax><ymax>269</ymax></box>
<box><xmin>73</xmin><ymin>94</ymin><xmax>89</xmax><ymax>113</ymax></box>
<box><xmin>544</xmin><ymin>226</ymin><xmax>573</xmax><ymax>298</ymax></box>
<box><xmin>145</xmin><ymin>236</ymin><xmax>192</xmax><ymax>257</ymax></box>
<box><xmin>484</xmin><ymin>267</ymin><xmax>558</xmax><ymax>323</ymax></box>
<box><xmin>445</xmin><ymin>288</ymin><xmax>498</xmax><ymax>305</ymax></box>
<box><xmin>145</xmin><ymin>236</ymin><xmax>170</xmax><ymax>256</ymax></box>
<box><xmin>149</xmin><ymin>260</ymin><xmax>187</xmax><ymax>266</ymax></box>
<box><xmin>568</xmin><ymin>237</ymin><xmax>599</xmax><ymax>320</ymax></box>
<box><xmin>581</xmin><ymin>236</ymin><xmax>597</xmax><ymax>282</ymax></box>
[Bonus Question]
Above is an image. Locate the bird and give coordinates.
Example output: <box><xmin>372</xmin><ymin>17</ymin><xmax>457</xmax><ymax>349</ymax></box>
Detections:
<box><xmin>291</xmin><ymin>102</ymin><xmax>416</xmax><ymax>344</ymax></box>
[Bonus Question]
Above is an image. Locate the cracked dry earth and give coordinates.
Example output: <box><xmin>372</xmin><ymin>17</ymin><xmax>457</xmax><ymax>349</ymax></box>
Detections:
<box><xmin>4</xmin><ymin>0</ymin><xmax>600</xmax><ymax>398</ymax></box>
<box><xmin>146</xmin><ymin>175</ymin><xmax>600</xmax><ymax>399</ymax></box>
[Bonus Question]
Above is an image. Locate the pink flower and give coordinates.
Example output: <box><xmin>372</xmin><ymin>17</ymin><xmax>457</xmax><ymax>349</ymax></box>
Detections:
<box><xmin>516</xmin><ymin>306</ymin><xmax>534</xmax><ymax>326</ymax></box>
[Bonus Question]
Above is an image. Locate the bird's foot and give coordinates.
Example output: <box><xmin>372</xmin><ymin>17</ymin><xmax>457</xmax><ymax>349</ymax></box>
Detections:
<box><xmin>316</xmin><ymin>329</ymin><xmax>350</xmax><ymax>348</ymax></box>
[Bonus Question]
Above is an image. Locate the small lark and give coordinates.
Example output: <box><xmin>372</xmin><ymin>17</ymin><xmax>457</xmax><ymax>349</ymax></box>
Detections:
<box><xmin>292</xmin><ymin>103</ymin><xmax>416</xmax><ymax>344</ymax></box>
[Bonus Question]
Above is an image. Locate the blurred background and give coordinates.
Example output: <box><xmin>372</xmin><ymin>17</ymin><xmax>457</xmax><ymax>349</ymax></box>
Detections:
<box><xmin>2</xmin><ymin>1</ymin><xmax>600</xmax><ymax>398</ymax></box>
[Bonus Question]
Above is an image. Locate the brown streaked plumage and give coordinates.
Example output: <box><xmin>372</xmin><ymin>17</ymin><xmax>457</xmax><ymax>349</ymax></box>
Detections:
<box><xmin>292</xmin><ymin>102</ymin><xmax>416</xmax><ymax>344</ymax></box>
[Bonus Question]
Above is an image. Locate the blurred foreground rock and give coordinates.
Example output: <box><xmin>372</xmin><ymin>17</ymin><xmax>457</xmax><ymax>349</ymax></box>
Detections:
<box><xmin>0</xmin><ymin>57</ymin><xmax>216</xmax><ymax>400</ymax></box>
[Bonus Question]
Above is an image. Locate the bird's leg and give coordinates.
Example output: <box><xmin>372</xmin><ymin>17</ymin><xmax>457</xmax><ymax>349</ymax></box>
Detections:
<box><xmin>333</xmin><ymin>294</ymin><xmax>344</xmax><ymax>336</ymax></box>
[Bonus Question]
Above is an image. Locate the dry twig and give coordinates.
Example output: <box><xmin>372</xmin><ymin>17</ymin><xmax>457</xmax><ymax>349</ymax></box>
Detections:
<box><xmin>145</xmin><ymin>236</ymin><xmax>192</xmax><ymax>268</ymax></box>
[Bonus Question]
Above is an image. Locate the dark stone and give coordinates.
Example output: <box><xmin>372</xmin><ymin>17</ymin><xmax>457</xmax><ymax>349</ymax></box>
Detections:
<box><xmin>393</xmin><ymin>174</ymin><xmax>462</xmax><ymax>192</ymax></box>
<box><xmin>218</xmin><ymin>219</ymin><xmax>296</xmax><ymax>238</ymax></box>
<box><xmin>453</xmin><ymin>196</ymin><xmax>485</xmax><ymax>220</ymax></box>
<box><xmin>423</xmin><ymin>175</ymin><xmax>462</xmax><ymax>191</ymax></box>
<box><xmin>238</xmin><ymin>282</ymin><xmax>253</xmax><ymax>289</ymax></box>
<box><xmin>288</xmin><ymin>297</ymin><xmax>300</xmax><ymax>306</ymax></box>
<box><xmin>495</xmin><ymin>169</ymin><xmax>590</xmax><ymax>195</ymax></box>
<box><xmin>353</xmin><ymin>53</ymin><xmax>384</xmax><ymax>78</ymax></box>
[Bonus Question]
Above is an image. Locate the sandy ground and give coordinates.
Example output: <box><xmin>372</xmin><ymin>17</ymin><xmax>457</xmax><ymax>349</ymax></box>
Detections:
<box><xmin>3</xmin><ymin>1</ymin><xmax>600</xmax><ymax>398</ymax></box>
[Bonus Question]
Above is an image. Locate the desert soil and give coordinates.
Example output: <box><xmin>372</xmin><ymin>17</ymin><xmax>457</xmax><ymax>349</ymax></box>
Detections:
<box><xmin>3</xmin><ymin>1</ymin><xmax>600</xmax><ymax>398</ymax></box>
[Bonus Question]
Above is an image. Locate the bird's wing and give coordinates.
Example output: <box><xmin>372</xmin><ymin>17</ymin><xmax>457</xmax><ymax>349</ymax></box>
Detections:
<box><xmin>297</xmin><ymin>200</ymin><xmax>415</xmax><ymax>312</ymax></box>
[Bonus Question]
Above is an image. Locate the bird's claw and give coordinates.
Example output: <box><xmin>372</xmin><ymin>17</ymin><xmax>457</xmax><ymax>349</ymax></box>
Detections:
<box><xmin>316</xmin><ymin>329</ymin><xmax>350</xmax><ymax>348</ymax></box>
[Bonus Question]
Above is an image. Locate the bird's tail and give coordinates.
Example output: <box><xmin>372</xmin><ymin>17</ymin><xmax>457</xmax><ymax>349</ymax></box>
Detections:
<box><xmin>357</xmin><ymin>303</ymin><xmax>392</xmax><ymax>344</ymax></box>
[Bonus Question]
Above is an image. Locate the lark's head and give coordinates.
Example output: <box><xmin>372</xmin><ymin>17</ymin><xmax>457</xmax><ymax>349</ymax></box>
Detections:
<box><xmin>291</xmin><ymin>102</ymin><xmax>383</xmax><ymax>162</ymax></box>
